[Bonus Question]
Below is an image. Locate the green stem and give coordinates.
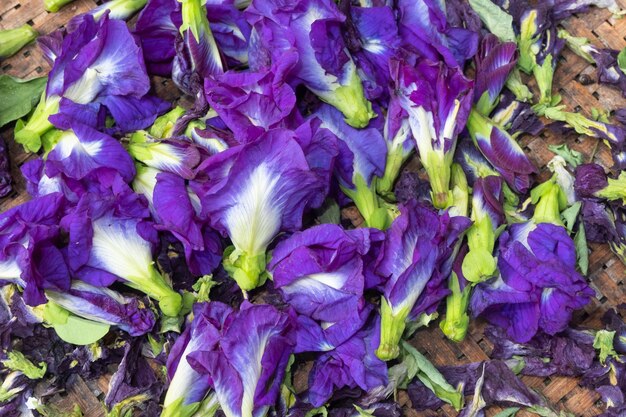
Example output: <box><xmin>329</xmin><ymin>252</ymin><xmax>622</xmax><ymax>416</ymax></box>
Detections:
<box><xmin>14</xmin><ymin>94</ymin><xmax>59</xmax><ymax>153</ymax></box>
<box><xmin>44</xmin><ymin>0</ymin><xmax>76</xmax><ymax>12</ymax></box>
<box><xmin>126</xmin><ymin>265</ymin><xmax>182</xmax><ymax>317</ymax></box>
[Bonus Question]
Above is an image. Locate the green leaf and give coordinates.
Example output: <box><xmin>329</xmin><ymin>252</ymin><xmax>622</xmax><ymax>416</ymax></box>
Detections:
<box><xmin>617</xmin><ymin>48</ymin><xmax>626</xmax><ymax>76</ymax></box>
<box><xmin>561</xmin><ymin>201</ymin><xmax>581</xmax><ymax>233</ymax></box>
<box><xmin>401</xmin><ymin>341</ymin><xmax>464</xmax><ymax>410</ymax></box>
<box><xmin>52</xmin><ymin>315</ymin><xmax>110</xmax><ymax>345</ymax></box>
<box><xmin>575</xmin><ymin>223</ymin><xmax>589</xmax><ymax>275</ymax></box>
<box><xmin>0</xmin><ymin>75</ymin><xmax>47</xmax><ymax>128</ymax></box>
<box><xmin>468</xmin><ymin>0</ymin><xmax>516</xmax><ymax>42</ymax></box>
<box><xmin>1</xmin><ymin>351</ymin><xmax>46</xmax><ymax>379</ymax></box>
<box><xmin>316</xmin><ymin>198</ymin><xmax>341</xmax><ymax>224</ymax></box>
<box><xmin>548</xmin><ymin>144</ymin><xmax>584</xmax><ymax>168</ymax></box>
<box><xmin>494</xmin><ymin>408</ymin><xmax>520</xmax><ymax>417</ymax></box>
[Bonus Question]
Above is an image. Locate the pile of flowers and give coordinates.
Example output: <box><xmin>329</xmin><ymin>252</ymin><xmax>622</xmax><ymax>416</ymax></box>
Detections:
<box><xmin>0</xmin><ymin>0</ymin><xmax>625</xmax><ymax>415</ymax></box>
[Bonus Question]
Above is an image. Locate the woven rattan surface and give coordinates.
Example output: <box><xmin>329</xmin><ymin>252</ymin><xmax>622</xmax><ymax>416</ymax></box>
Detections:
<box><xmin>1</xmin><ymin>0</ymin><xmax>626</xmax><ymax>416</ymax></box>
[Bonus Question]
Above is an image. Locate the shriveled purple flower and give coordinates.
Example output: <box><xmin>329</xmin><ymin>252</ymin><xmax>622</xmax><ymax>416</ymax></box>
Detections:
<box><xmin>0</xmin><ymin>193</ymin><xmax>69</xmax><ymax>306</ymax></box>
<box><xmin>340</xmin><ymin>1</ymin><xmax>400</xmax><ymax>101</ymax></box>
<box><xmin>162</xmin><ymin>302</ymin><xmax>231</xmax><ymax>417</ymax></box>
<box><xmin>44</xmin><ymin>281</ymin><xmax>155</xmax><ymax>336</ymax></box>
<box><xmin>61</xmin><ymin>184</ymin><xmax>182</xmax><ymax>316</ymax></box>
<box><xmin>188</xmin><ymin>301</ymin><xmax>296</xmax><ymax>417</ymax></box>
<box><xmin>315</xmin><ymin>103</ymin><xmax>388</xmax><ymax>229</ymax></box>
<box><xmin>307</xmin><ymin>314</ymin><xmax>387</xmax><ymax>407</ymax></box>
<box><xmin>192</xmin><ymin>129</ymin><xmax>325</xmax><ymax>291</ymax></box>
<box><xmin>375</xmin><ymin>200</ymin><xmax>471</xmax><ymax>360</ymax></box>
<box><xmin>16</xmin><ymin>14</ymin><xmax>168</xmax><ymax>153</ymax></box>
<box><xmin>490</xmin><ymin>91</ymin><xmax>545</xmax><ymax>137</ymax></box>
<box><xmin>204</xmin><ymin>56</ymin><xmax>301</xmax><ymax>143</ymax></box>
<box><xmin>134</xmin><ymin>0</ymin><xmax>179</xmax><ymax>76</ymax></box>
<box><xmin>397</xmin><ymin>0</ymin><xmax>479</xmax><ymax>68</ymax></box>
<box><xmin>453</xmin><ymin>138</ymin><xmax>500</xmax><ymax>186</ymax></box>
<box><xmin>245</xmin><ymin>0</ymin><xmax>375</xmax><ymax>128</ymax></box>
<box><xmin>471</xmin><ymin>222</ymin><xmax>595</xmax><ymax>342</ymax></box>
<box><xmin>394</xmin><ymin>58</ymin><xmax>473</xmax><ymax>209</ymax></box>
<box><xmin>575</xmin><ymin>163</ymin><xmax>626</xmax><ymax>204</ymax></box>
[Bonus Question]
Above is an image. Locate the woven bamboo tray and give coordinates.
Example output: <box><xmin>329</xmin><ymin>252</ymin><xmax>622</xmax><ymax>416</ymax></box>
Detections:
<box><xmin>1</xmin><ymin>0</ymin><xmax>626</xmax><ymax>416</ymax></box>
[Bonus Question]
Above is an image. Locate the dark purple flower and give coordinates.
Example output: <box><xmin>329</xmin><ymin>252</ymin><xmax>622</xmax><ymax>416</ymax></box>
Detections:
<box><xmin>397</xmin><ymin>0</ymin><xmax>479</xmax><ymax>68</ymax></box>
<box><xmin>471</xmin><ymin>222</ymin><xmax>595</xmax><ymax>342</ymax></box>
<box><xmin>473</xmin><ymin>35</ymin><xmax>518</xmax><ymax>115</ymax></box>
<box><xmin>0</xmin><ymin>138</ymin><xmax>11</xmax><ymax>198</ymax></box>
<box><xmin>375</xmin><ymin>200</ymin><xmax>470</xmax><ymax>360</ymax></box>
<box><xmin>490</xmin><ymin>91</ymin><xmax>545</xmax><ymax>137</ymax></box>
<box><xmin>134</xmin><ymin>0</ymin><xmax>179</xmax><ymax>76</ymax></box>
<box><xmin>187</xmin><ymin>301</ymin><xmax>296</xmax><ymax>417</ymax></box>
<box><xmin>245</xmin><ymin>0</ymin><xmax>375</xmax><ymax>128</ymax></box>
<box><xmin>575</xmin><ymin>163</ymin><xmax>626</xmax><ymax>203</ymax></box>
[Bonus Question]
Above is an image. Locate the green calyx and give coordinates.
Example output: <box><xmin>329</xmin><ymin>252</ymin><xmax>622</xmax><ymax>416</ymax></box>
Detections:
<box><xmin>1</xmin><ymin>351</ymin><xmax>46</xmax><ymax>379</ymax></box>
<box><xmin>149</xmin><ymin>106</ymin><xmax>186</xmax><ymax>138</ymax></box>
<box><xmin>596</xmin><ymin>171</ymin><xmax>626</xmax><ymax>204</ymax></box>
<box><xmin>0</xmin><ymin>24</ymin><xmax>37</xmax><ymax>58</ymax></box>
<box><xmin>14</xmin><ymin>94</ymin><xmax>60</xmax><ymax>153</ymax></box>
<box><xmin>377</xmin><ymin>145</ymin><xmax>410</xmax><ymax>198</ymax></box>
<box><xmin>319</xmin><ymin>67</ymin><xmax>375</xmax><ymax>129</ymax></box>
<box><xmin>533</xmin><ymin>55</ymin><xmax>555</xmax><ymax>105</ymax></box>
<box><xmin>530</xmin><ymin>177</ymin><xmax>567</xmax><ymax>226</ymax></box>
<box><xmin>558</xmin><ymin>29</ymin><xmax>595</xmax><ymax>64</ymax></box>
<box><xmin>223</xmin><ymin>245</ymin><xmax>268</xmax><ymax>291</ymax></box>
<box><xmin>142</xmin><ymin>266</ymin><xmax>183</xmax><ymax>317</ymax></box>
<box><xmin>449</xmin><ymin>163</ymin><xmax>469</xmax><ymax>218</ymax></box>
<box><xmin>505</xmin><ymin>68</ymin><xmax>533</xmax><ymax>102</ymax></box>
<box><xmin>43</xmin><ymin>301</ymin><xmax>111</xmax><ymax>345</ymax></box>
<box><xmin>343</xmin><ymin>174</ymin><xmax>390</xmax><ymax>230</ymax></box>
<box><xmin>376</xmin><ymin>298</ymin><xmax>409</xmax><ymax>361</ymax></box>
<box><xmin>440</xmin><ymin>272</ymin><xmax>471</xmax><ymax>343</ymax></box>
<box><xmin>423</xmin><ymin>150</ymin><xmax>454</xmax><ymax>210</ymax></box>
<box><xmin>179</xmin><ymin>0</ymin><xmax>211</xmax><ymax>42</ymax></box>
<box><xmin>44</xmin><ymin>0</ymin><xmax>76</xmax><ymax>12</ymax></box>
<box><xmin>593</xmin><ymin>330</ymin><xmax>619</xmax><ymax>365</ymax></box>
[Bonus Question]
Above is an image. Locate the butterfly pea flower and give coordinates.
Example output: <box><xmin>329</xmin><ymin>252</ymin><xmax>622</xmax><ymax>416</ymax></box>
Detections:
<box><xmin>490</xmin><ymin>91</ymin><xmax>544</xmax><ymax>137</ymax></box>
<box><xmin>473</xmin><ymin>35</ymin><xmax>518</xmax><ymax>116</ymax></box>
<box><xmin>192</xmin><ymin>130</ymin><xmax>324</xmax><ymax>291</ymax></box>
<box><xmin>376</xmin><ymin>86</ymin><xmax>414</xmax><ymax>197</ymax></box>
<box><xmin>307</xmin><ymin>314</ymin><xmax>387</xmax><ymax>407</ymax></box>
<box><xmin>0</xmin><ymin>193</ymin><xmax>69</xmax><ymax>306</ymax></box>
<box><xmin>62</xmin><ymin>188</ymin><xmax>182</xmax><ymax>317</ymax></box>
<box><xmin>466</xmin><ymin>109</ymin><xmax>537</xmax><ymax>193</ymax></box>
<box><xmin>161</xmin><ymin>302</ymin><xmax>230</xmax><ymax>417</ymax></box>
<box><xmin>187</xmin><ymin>301</ymin><xmax>296</xmax><ymax>417</ymax></box>
<box><xmin>15</xmin><ymin>14</ymin><xmax>167</xmax><ymax>153</ymax></box>
<box><xmin>314</xmin><ymin>104</ymin><xmax>389</xmax><ymax>229</ymax></box>
<box><xmin>0</xmin><ymin>24</ymin><xmax>37</xmax><ymax>59</ymax></box>
<box><xmin>396</xmin><ymin>0</ymin><xmax>479</xmax><ymax>68</ymax></box>
<box><xmin>575</xmin><ymin>163</ymin><xmax>626</xmax><ymax>204</ymax></box>
<box><xmin>204</xmin><ymin>56</ymin><xmax>301</xmax><ymax>143</ymax></box>
<box><xmin>453</xmin><ymin>138</ymin><xmax>500</xmax><ymax>186</ymax></box>
<box><xmin>134</xmin><ymin>0</ymin><xmax>180</xmax><ymax>76</ymax></box>
<box><xmin>44</xmin><ymin>281</ymin><xmax>155</xmax><ymax>336</ymax></box>
<box><xmin>375</xmin><ymin>200</ymin><xmax>471</xmax><ymax>360</ymax></box>
<box><xmin>173</xmin><ymin>0</ymin><xmax>225</xmax><ymax>96</ymax></box>
<box><xmin>395</xmin><ymin>59</ymin><xmax>473</xmax><ymax>209</ymax></box>
<box><xmin>153</xmin><ymin>172</ymin><xmax>223</xmax><ymax>276</ymax></box>
<box><xmin>245</xmin><ymin>0</ymin><xmax>375</xmax><ymax>128</ymax></box>
<box><xmin>341</xmin><ymin>2</ymin><xmax>400</xmax><ymax>101</ymax></box>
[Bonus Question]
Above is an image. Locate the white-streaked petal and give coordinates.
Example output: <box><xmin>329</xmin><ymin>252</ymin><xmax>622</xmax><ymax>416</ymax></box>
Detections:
<box><xmin>55</xmin><ymin>130</ymin><xmax>103</xmax><ymax>159</ymax></box>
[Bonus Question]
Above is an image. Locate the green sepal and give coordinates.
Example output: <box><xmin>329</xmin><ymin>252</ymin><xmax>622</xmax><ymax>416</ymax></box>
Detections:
<box><xmin>223</xmin><ymin>245</ymin><xmax>268</xmax><ymax>291</ymax></box>
<box><xmin>14</xmin><ymin>93</ymin><xmax>59</xmax><ymax>153</ymax></box>
<box><xmin>530</xmin><ymin>178</ymin><xmax>567</xmax><ymax>226</ymax></box>
<box><xmin>558</xmin><ymin>29</ymin><xmax>595</xmax><ymax>64</ymax></box>
<box><xmin>377</xmin><ymin>144</ymin><xmax>411</xmax><ymax>198</ymax></box>
<box><xmin>449</xmin><ymin>163</ymin><xmax>469</xmax><ymax>218</ymax></box>
<box><xmin>560</xmin><ymin>201</ymin><xmax>581</xmax><ymax>233</ymax></box>
<box><xmin>423</xmin><ymin>149</ymin><xmax>454</xmax><ymax>210</ymax></box>
<box><xmin>617</xmin><ymin>47</ymin><xmax>626</xmax><ymax>75</ymax></box>
<box><xmin>318</xmin><ymin>68</ymin><xmax>375</xmax><ymax>129</ymax></box>
<box><xmin>505</xmin><ymin>68</ymin><xmax>533</xmax><ymax>102</ymax></box>
<box><xmin>575</xmin><ymin>223</ymin><xmax>589</xmax><ymax>275</ymax></box>
<box><xmin>44</xmin><ymin>0</ymin><xmax>76</xmax><ymax>12</ymax></box>
<box><xmin>0</xmin><ymin>24</ymin><xmax>37</xmax><ymax>58</ymax></box>
<box><xmin>593</xmin><ymin>330</ymin><xmax>619</xmax><ymax>365</ymax></box>
<box><xmin>440</xmin><ymin>272</ymin><xmax>472</xmax><ymax>342</ymax></box>
<box><xmin>149</xmin><ymin>106</ymin><xmax>186</xmax><ymax>138</ymax></box>
<box><xmin>192</xmin><ymin>275</ymin><xmax>218</xmax><ymax>302</ymax></box>
<box><xmin>596</xmin><ymin>171</ymin><xmax>626</xmax><ymax>204</ymax></box>
<box><xmin>462</xmin><ymin>248</ymin><xmax>497</xmax><ymax>284</ymax></box>
<box><xmin>548</xmin><ymin>144</ymin><xmax>584</xmax><ymax>168</ymax></box>
<box><xmin>533</xmin><ymin>54</ymin><xmax>555</xmax><ymax>105</ymax></box>
<box><xmin>376</xmin><ymin>298</ymin><xmax>409</xmax><ymax>361</ymax></box>
<box><xmin>342</xmin><ymin>175</ymin><xmax>390</xmax><ymax>230</ymax></box>
<box><xmin>541</xmin><ymin>106</ymin><xmax>622</xmax><ymax>144</ymax></box>
<box><xmin>517</xmin><ymin>9</ymin><xmax>540</xmax><ymax>74</ymax></box>
<box><xmin>1</xmin><ymin>351</ymin><xmax>46</xmax><ymax>379</ymax></box>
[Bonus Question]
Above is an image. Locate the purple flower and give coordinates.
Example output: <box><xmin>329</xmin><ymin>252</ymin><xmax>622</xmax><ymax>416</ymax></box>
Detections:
<box><xmin>0</xmin><ymin>138</ymin><xmax>11</xmax><ymax>198</ymax></box>
<box><xmin>173</xmin><ymin>0</ymin><xmax>225</xmax><ymax>96</ymax></box>
<box><xmin>471</xmin><ymin>222</ymin><xmax>595</xmax><ymax>342</ymax></box>
<box><xmin>128</xmin><ymin>133</ymin><xmax>202</xmax><ymax>180</ymax></box>
<box><xmin>375</xmin><ymin>200</ymin><xmax>470</xmax><ymax>360</ymax></box>
<box><xmin>466</xmin><ymin>109</ymin><xmax>538</xmax><ymax>193</ymax></box>
<box><xmin>473</xmin><ymin>35</ymin><xmax>518</xmax><ymax>115</ymax></box>
<box><xmin>397</xmin><ymin>0</ymin><xmax>479</xmax><ymax>68</ymax></box>
<box><xmin>589</xmin><ymin>47</ymin><xmax>626</xmax><ymax>98</ymax></box>
<box><xmin>245</xmin><ymin>0</ymin><xmax>375</xmax><ymax>128</ymax></box>
<box><xmin>134</xmin><ymin>0</ymin><xmax>179</xmax><ymax>76</ymax></box>
<box><xmin>162</xmin><ymin>302</ymin><xmax>231</xmax><ymax>417</ymax></box>
<box><xmin>394</xmin><ymin>58</ymin><xmax>473</xmax><ymax>209</ymax></box>
<box><xmin>0</xmin><ymin>193</ymin><xmax>69</xmax><ymax>306</ymax></box>
<box><xmin>187</xmin><ymin>301</ymin><xmax>296</xmax><ymax>417</ymax></box>
<box><xmin>204</xmin><ymin>56</ymin><xmax>301</xmax><ymax>143</ymax></box>
<box><xmin>16</xmin><ymin>14</ymin><xmax>167</xmax><ymax>153</ymax></box>
<box><xmin>307</xmin><ymin>314</ymin><xmax>387</xmax><ymax>407</ymax></box>
<box><xmin>44</xmin><ymin>281</ymin><xmax>155</xmax><ymax>336</ymax></box>
<box><xmin>61</xmin><ymin>185</ymin><xmax>182</xmax><ymax>316</ymax></box>
<box><xmin>192</xmin><ymin>129</ymin><xmax>325</xmax><ymax>290</ymax></box>
<box><xmin>340</xmin><ymin>2</ymin><xmax>400</xmax><ymax>101</ymax></box>
<box><xmin>45</xmin><ymin>122</ymin><xmax>135</xmax><ymax>183</ymax></box>
<box><xmin>490</xmin><ymin>91</ymin><xmax>545</xmax><ymax>137</ymax></box>
<box><xmin>575</xmin><ymin>163</ymin><xmax>626</xmax><ymax>203</ymax></box>
<box><xmin>315</xmin><ymin>103</ymin><xmax>389</xmax><ymax>229</ymax></box>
